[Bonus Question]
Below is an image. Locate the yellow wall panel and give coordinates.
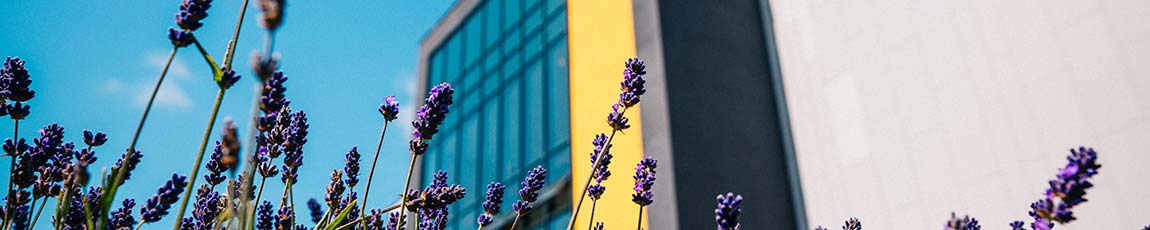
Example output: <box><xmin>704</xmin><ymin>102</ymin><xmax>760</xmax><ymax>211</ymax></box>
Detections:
<box><xmin>566</xmin><ymin>0</ymin><xmax>645</xmax><ymax>229</ymax></box>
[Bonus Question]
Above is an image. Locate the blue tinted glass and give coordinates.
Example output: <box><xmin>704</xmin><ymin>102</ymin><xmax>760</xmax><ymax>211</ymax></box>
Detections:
<box><xmin>503</xmin><ymin>28</ymin><xmax>521</xmax><ymax>56</ymax></box>
<box><xmin>502</xmin><ymin>78</ymin><xmax>522</xmax><ymax>178</ymax></box>
<box><xmin>482</xmin><ymin>97</ymin><xmax>501</xmax><ymax>183</ymax></box>
<box><xmin>465</xmin><ymin>15</ymin><xmax>483</xmax><ymax>69</ymax></box>
<box><xmin>524</xmin><ymin>32</ymin><xmax>543</xmax><ymax>59</ymax></box>
<box><xmin>546</xmin><ymin>39</ymin><xmax>570</xmax><ymax>150</ymax></box>
<box><xmin>524</xmin><ymin>60</ymin><xmax>545</xmax><ymax>164</ymax></box>
<box><xmin>524</xmin><ymin>4</ymin><xmax>543</xmax><ymax>33</ymax></box>
<box><xmin>484</xmin><ymin>51</ymin><xmax>502</xmax><ymax>75</ymax></box>
<box><xmin>483</xmin><ymin>1</ymin><xmax>501</xmax><ymax>51</ymax></box>
<box><xmin>444</xmin><ymin>37</ymin><xmax>461</xmax><ymax>82</ymax></box>
<box><xmin>462</xmin><ymin>117</ymin><xmax>480</xmax><ymax>197</ymax></box>
<box><xmin>502</xmin><ymin>0</ymin><xmax>520</xmax><ymax>33</ymax></box>
<box><xmin>502</xmin><ymin>52</ymin><xmax>521</xmax><ymax>82</ymax></box>
<box><xmin>546</xmin><ymin>0</ymin><xmax>564</xmax><ymax>15</ymax></box>
<box><xmin>545</xmin><ymin>10</ymin><xmax>566</xmax><ymax>43</ymax></box>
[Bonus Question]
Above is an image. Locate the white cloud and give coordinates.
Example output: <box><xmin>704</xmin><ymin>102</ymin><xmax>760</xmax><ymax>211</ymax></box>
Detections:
<box><xmin>101</xmin><ymin>51</ymin><xmax>195</xmax><ymax>110</ymax></box>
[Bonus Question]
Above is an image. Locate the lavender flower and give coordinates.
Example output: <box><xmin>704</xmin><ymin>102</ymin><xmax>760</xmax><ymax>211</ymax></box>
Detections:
<box><xmin>175</xmin><ymin>0</ymin><xmax>212</xmax><ymax>31</ymax></box>
<box><xmin>3</xmin><ymin>138</ymin><xmax>28</xmax><ymax>157</ymax></box>
<box><xmin>1027</xmin><ymin>146</ymin><xmax>1101</xmax><ymax>229</ymax></box>
<box><xmin>947</xmin><ymin>212</ymin><xmax>984</xmax><ymax>230</ymax></box>
<box><xmin>140</xmin><ymin>173</ymin><xmax>188</xmax><ymax>223</ymax></box>
<box><xmin>218</xmin><ymin>66</ymin><xmax>242</xmax><ymax>89</ymax></box>
<box><xmin>257</xmin><ymin>0</ymin><xmax>284</xmax><ymax>31</ymax></box>
<box><xmin>632</xmin><ymin>157</ymin><xmax>657</xmax><ymax>206</ymax></box>
<box><xmin>513</xmin><ymin>165</ymin><xmax>547</xmax><ymax>215</ymax></box>
<box><xmin>477</xmin><ymin>182</ymin><xmax>506</xmax><ymax>227</ymax></box>
<box><xmin>606</xmin><ymin>104</ymin><xmax>629</xmax><ymax>131</ymax></box>
<box><xmin>252</xmin><ymin>53</ymin><xmax>280</xmax><ymax>81</ymax></box>
<box><xmin>379</xmin><ymin>96</ymin><xmax>400</xmax><ymax>122</ymax></box>
<box><xmin>63</xmin><ymin>161</ymin><xmax>90</xmax><ymax>188</ymax></box>
<box><xmin>256</xmin><ymin>201</ymin><xmax>274</xmax><ymax>230</ymax></box>
<box><xmin>110</xmin><ymin>148</ymin><xmax>143</xmax><ymax>186</ymax></box>
<box><xmin>1009</xmin><ymin>221</ymin><xmax>1025</xmax><ymax>230</ymax></box>
<box><xmin>405</xmin><ymin>170</ymin><xmax>466</xmax><ymax>212</ymax></box>
<box><xmin>259</xmin><ymin>70</ymin><xmax>290</xmax><ymax>114</ymax></box>
<box><xmin>842</xmin><ymin>218</ymin><xmax>861</xmax><ymax>230</ymax></box>
<box><xmin>325</xmin><ymin>170</ymin><xmax>345</xmax><ymax>208</ymax></box>
<box><xmin>204</xmin><ymin>141</ymin><xmax>228</xmax><ymax>186</ymax></box>
<box><xmin>386</xmin><ymin>211</ymin><xmax>405</xmax><ymax>230</ymax></box>
<box><xmin>2</xmin><ymin>57</ymin><xmax>36</xmax><ymax>103</ymax></box>
<box><xmin>588</xmin><ymin>133</ymin><xmax>612</xmax><ymax>200</ymax></box>
<box><xmin>109</xmin><ymin>199</ymin><xmax>137</xmax><ymax>230</ymax></box>
<box><xmin>219</xmin><ymin>118</ymin><xmax>241</xmax><ymax>171</ymax></box>
<box><xmin>82</xmin><ymin>129</ymin><xmax>108</xmax><ymax>147</ymax></box>
<box><xmin>409</xmin><ymin>83</ymin><xmax>455</xmax><ymax>156</ymax></box>
<box><xmin>306</xmin><ymin>198</ymin><xmax>323</xmax><ymax>223</ymax></box>
<box><xmin>715</xmin><ymin>192</ymin><xmax>742</xmax><ymax>230</ymax></box>
<box><xmin>256</xmin><ymin>147</ymin><xmax>279</xmax><ymax>178</ymax></box>
<box><xmin>364</xmin><ymin>209</ymin><xmax>385</xmax><ymax>230</ymax></box>
<box><xmin>344</xmin><ymin>146</ymin><xmax>360</xmax><ymax>188</ymax></box>
<box><xmin>84</xmin><ymin>187</ymin><xmax>103</xmax><ymax>223</ymax></box>
<box><xmin>276</xmin><ymin>204</ymin><xmax>295</xmax><ymax>230</ymax></box>
<box><xmin>9</xmin><ymin>204</ymin><xmax>28</xmax><ymax>230</ymax></box>
<box><xmin>619</xmin><ymin>58</ymin><xmax>647</xmax><ymax>107</ymax></box>
<box><xmin>192</xmin><ymin>185</ymin><xmax>222</xmax><ymax>228</ymax></box>
<box><xmin>337</xmin><ymin>191</ymin><xmax>360</xmax><ymax>222</ymax></box>
<box><xmin>168</xmin><ymin>29</ymin><xmax>194</xmax><ymax>47</ymax></box>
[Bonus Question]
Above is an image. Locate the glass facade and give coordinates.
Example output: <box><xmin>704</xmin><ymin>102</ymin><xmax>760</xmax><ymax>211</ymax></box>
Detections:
<box><xmin>423</xmin><ymin>0</ymin><xmax>570</xmax><ymax>229</ymax></box>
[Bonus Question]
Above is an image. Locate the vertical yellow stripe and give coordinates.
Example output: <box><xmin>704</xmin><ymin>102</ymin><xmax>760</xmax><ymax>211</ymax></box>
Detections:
<box><xmin>567</xmin><ymin>0</ymin><xmax>644</xmax><ymax>230</ymax></box>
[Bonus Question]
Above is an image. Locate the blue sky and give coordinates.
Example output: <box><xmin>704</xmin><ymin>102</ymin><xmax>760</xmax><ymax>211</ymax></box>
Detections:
<box><xmin>0</xmin><ymin>0</ymin><xmax>453</xmax><ymax>227</ymax></box>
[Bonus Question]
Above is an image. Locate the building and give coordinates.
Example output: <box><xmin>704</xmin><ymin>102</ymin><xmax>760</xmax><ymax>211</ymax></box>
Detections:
<box><xmin>418</xmin><ymin>0</ymin><xmax>1150</xmax><ymax>229</ymax></box>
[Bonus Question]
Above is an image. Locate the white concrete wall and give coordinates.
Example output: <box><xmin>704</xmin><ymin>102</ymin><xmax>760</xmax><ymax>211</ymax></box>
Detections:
<box><xmin>767</xmin><ymin>0</ymin><xmax>1150</xmax><ymax>229</ymax></box>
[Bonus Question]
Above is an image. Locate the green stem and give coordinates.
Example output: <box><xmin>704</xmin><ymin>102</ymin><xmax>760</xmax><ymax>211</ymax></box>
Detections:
<box><xmin>99</xmin><ymin>46</ymin><xmax>179</xmax><ymax>230</ymax></box>
<box><xmin>248</xmin><ymin>176</ymin><xmax>267</xmax><ymax>230</ymax></box>
<box><xmin>510</xmin><ymin>214</ymin><xmax>522</xmax><ymax>230</ymax></box>
<box><xmin>27</xmin><ymin>197</ymin><xmax>42</xmax><ymax>229</ymax></box>
<box><xmin>172</xmin><ymin>88</ymin><xmax>228</xmax><ymax>230</ymax></box>
<box><xmin>587</xmin><ymin>200</ymin><xmax>597</xmax><ymax>230</ymax></box>
<box><xmin>636</xmin><ymin>206</ymin><xmax>644</xmax><ymax>230</ymax></box>
<box><xmin>3</xmin><ymin>119</ymin><xmax>19</xmax><ymax>227</ymax></box>
<box><xmin>358</xmin><ymin>121</ymin><xmax>390</xmax><ymax>228</ymax></box>
<box><xmin>222</xmin><ymin>0</ymin><xmax>251</xmax><ymax>67</ymax></box>
<box><xmin>394</xmin><ymin>151</ymin><xmax>420</xmax><ymax>230</ymax></box>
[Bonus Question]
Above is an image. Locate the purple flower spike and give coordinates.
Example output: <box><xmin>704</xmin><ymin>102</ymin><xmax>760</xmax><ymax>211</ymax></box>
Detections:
<box><xmin>606</xmin><ymin>104</ymin><xmax>629</xmax><ymax>131</ymax></box>
<box><xmin>632</xmin><ymin>157</ymin><xmax>657</xmax><ymax>206</ymax></box>
<box><xmin>204</xmin><ymin>141</ymin><xmax>228</xmax><ymax>186</ymax></box>
<box><xmin>619</xmin><ymin>58</ymin><xmax>647</xmax><ymax>108</ymax></box>
<box><xmin>588</xmin><ymin>133</ymin><xmax>613</xmax><ymax>200</ymax></box>
<box><xmin>344</xmin><ymin>146</ymin><xmax>360</xmax><ymax>188</ymax></box>
<box><xmin>109</xmin><ymin>199</ymin><xmax>137</xmax><ymax>230</ymax></box>
<box><xmin>306</xmin><ymin>198</ymin><xmax>323</xmax><ymax>223</ymax></box>
<box><xmin>945</xmin><ymin>213</ymin><xmax>978</xmax><ymax>230</ymax></box>
<box><xmin>409</xmin><ymin>83</ymin><xmax>455</xmax><ymax>156</ymax></box>
<box><xmin>386</xmin><ymin>211</ymin><xmax>405</xmax><ymax>230</ymax></box>
<box><xmin>405</xmin><ymin>170</ymin><xmax>466</xmax><ymax>213</ymax></box>
<box><xmin>513</xmin><ymin>165</ymin><xmax>548</xmax><ymax>215</ymax></box>
<box><xmin>842</xmin><ymin>217</ymin><xmax>861</xmax><ymax>230</ymax></box>
<box><xmin>257</xmin><ymin>0</ymin><xmax>284</xmax><ymax>31</ymax></box>
<box><xmin>714</xmin><ymin>192</ymin><xmax>742</xmax><ymax>230</ymax></box>
<box><xmin>477</xmin><ymin>182</ymin><xmax>506</xmax><ymax>227</ymax></box>
<box><xmin>220</xmin><ymin>118</ymin><xmax>241</xmax><ymax>171</ymax></box>
<box><xmin>82</xmin><ymin>129</ymin><xmax>108</xmax><ymax>147</ymax></box>
<box><xmin>379</xmin><ymin>96</ymin><xmax>400</xmax><ymax>122</ymax></box>
<box><xmin>175</xmin><ymin>0</ymin><xmax>212</xmax><ymax>31</ymax></box>
<box><xmin>255</xmin><ymin>147</ymin><xmax>279</xmax><ymax>178</ymax></box>
<box><xmin>218</xmin><ymin>66</ymin><xmax>242</xmax><ymax>89</ymax></box>
<box><xmin>256</xmin><ymin>201</ymin><xmax>274</xmax><ymax>230</ymax></box>
<box><xmin>1027</xmin><ymin>146</ymin><xmax>1101</xmax><ymax>229</ymax></box>
<box><xmin>2</xmin><ymin>57</ymin><xmax>36</xmax><ymax>102</ymax></box>
<box><xmin>168</xmin><ymin>28</ymin><xmax>195</xmax><ymax>47</ymax></box>
<box><xmin>140</xmin><ymin>173</ymin><xmax>189</xmax><ymax>223</ymax></box>
<box><xmin>277</xmin><ymin>204</ymin><xmax>296</xmax><ymax>230</ymax></box>
<box><xmin>259</xmin><ymin>70</ymin><xmax>290</xmax><ymax>114</ymax></box>
<box><xmin>192</xmin><ymin>185</ymin><xmax>222</xmax><ymax>228</ymax></box>
<box><xmin>110</xmin><ymin>148</ymin><xmax>143</xmax><ymax>186</ymax></box>
<box><xmin>1009</xmin><ymin>221</ymin><xmax>1025</xmax><ymax>230</ymax></box>
<box><xmin>324</xmin><ymin>170</ymin><xmax>345</xmax><ymax>208</ymax></box>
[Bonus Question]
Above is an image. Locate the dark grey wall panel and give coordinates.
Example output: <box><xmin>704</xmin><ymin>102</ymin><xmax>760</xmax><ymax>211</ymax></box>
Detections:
<box><xmin>655</xmin><ymin>0</ymin><xmax>798</xmax><ymax>229</ymax></box>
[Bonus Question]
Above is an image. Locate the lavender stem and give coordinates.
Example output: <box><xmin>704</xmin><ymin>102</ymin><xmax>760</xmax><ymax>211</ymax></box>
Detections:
<box><xmin>172</xmin><ymin>88</ymin><xmax>228</xmax><ymax>229</ymax></box>
<box><xmin>636</xmin><ymin>206</ymin><xmax>644</xmax><ymax>230</ymax></box>
<box><xmin>358</xmin><ymin>121</ymin><xmax>390</xmax><ymax>228</ymax></box>
<box><xmin>394</xmin><ymin>151</ymin><xmax>420</xmax><ymax>230</ymax></box>
<box><xmin>510</xmin><ymin>214</ymin><xmax>522</xmax><ymax>230</ymax></box>
<box><xmin>248</xmin><ymin>176</ymin><xmax>268</xmax><ymax>230</ymax></box>
<box><xmin>566</xmin><ymin>117</ymin><xmax>625</xmax><ymax>230</ymax></box>
<box><xmin>587</xmin><ymin>200</ymin><xmax>598</xmax><ymax>230</ymax></box>
<box><xmin>28</xmin><ymin>197</ymin><xmax>46</xmax><ymax>229</ymax></box>
<box><xmin>3</xmin><ymin>119</ymin><xmax>18</xmax><ymax>227</ymax></box>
